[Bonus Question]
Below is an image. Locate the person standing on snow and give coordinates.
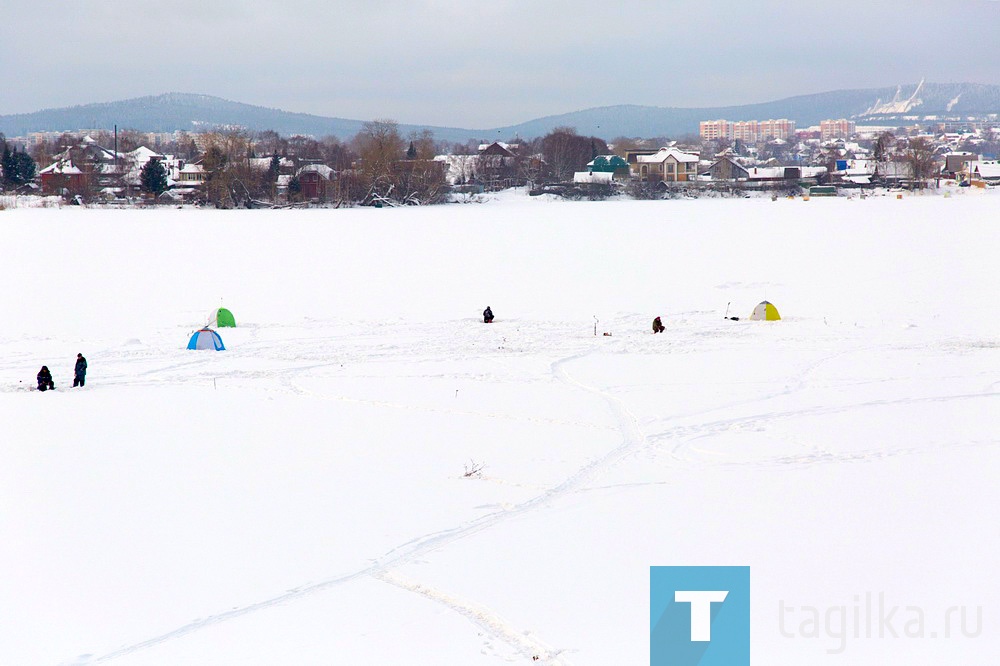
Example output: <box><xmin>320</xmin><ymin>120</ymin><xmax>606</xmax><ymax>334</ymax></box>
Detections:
<box><xmin>483</xmin><ymin>306</ymin><xmax>494</xmax><ymax>323</ymax></box>
<box><xmin>73</xmin><ymin>353</ymin><xmax>87</xmax><ymax>387</ymax></box>
<box><xmin>652</xmin><ymin>316</ymin><xmax>665</xmax><ymax>333</ymax></box>
<box><xmin>37</xmin><ymin>366</ymin><xmax>55</xmax><ymax>391</ymax></box>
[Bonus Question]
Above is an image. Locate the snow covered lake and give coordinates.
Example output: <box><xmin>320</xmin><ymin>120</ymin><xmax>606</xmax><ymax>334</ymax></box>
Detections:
<box><xmin>1</xmin><ymin>192</ymin><xmax>997</xmax><ymax>664</ymax></box>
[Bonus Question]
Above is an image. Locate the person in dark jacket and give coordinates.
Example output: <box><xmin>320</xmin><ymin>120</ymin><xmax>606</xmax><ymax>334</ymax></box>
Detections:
<box><xmin>37</xmin><ymin>366</ymin><xmax>54</xmax><ymax>391</ymax></box>
<box><xmin>652</xmin><ymin>316</ymin><xmax>665</xmax><ymax>333</ymax></box>
<box><xmin>73</xmin><ymin>353</ymin><xmax>88</xmax><ymax>387</ymax></box>
<box><xmin>483</xmin><ymin>306</ymin><xmax>494</xmax><ymax>323</ymax></box>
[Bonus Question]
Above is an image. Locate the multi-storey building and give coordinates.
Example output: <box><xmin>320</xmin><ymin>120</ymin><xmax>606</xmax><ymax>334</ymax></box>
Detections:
<box><xmin>820</xmin><ymin>119</ymin><xmax>857</xmax><ymax>140</ymax></box>
<box><xmin>699</xmin><ymin>118</ymin><xmax>795</xmax><ymax>142</ymax></box>
<box><xmin>758</xmin><ymin>119</ymin><xmax>795</xmax><ymax>140</ymax></box>
<box><xmin>699</xmin><ymin>120</ymin><xmax>731</xmax><ymax>141</ymax></box>
<box><xmin>731</xmin><ymin>120</ymin><xmax>758</xmax><ymax>142</ymax></box>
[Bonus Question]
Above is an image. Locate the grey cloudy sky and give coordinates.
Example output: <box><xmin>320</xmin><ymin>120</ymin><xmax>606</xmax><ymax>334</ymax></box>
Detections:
<box><xmin>4</xmin><ymin>0</ymin><xmax>1000</xmax><ymax>128</ymax></box>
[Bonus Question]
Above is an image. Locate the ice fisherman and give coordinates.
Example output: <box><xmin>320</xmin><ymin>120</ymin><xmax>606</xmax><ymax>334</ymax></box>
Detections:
<box><xmin>37</xmin><ymin>366</ymin><xmax>54</xmax><ymax>391</ymax></box>
<box><xmin>483</xmin><ymin>306</ymin><xmax>494</xmax><ymax>323</ymax></box>
<box><xmin>73</xmin><ymin>353</ymin><xmax>87</xmax><ymax>387</ymax></box>
<box><xmin>652</xmin><ymin>316</ymin><xmax>665</xmax><ymax>333</ymax></box>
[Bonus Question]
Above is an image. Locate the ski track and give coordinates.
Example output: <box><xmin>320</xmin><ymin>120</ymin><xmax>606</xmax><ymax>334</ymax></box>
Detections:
<box><xmin>374</xmin><ymin>571</ymin><xmax>571</xmax><ymax>665</ymax></box>
<box><xmin>66</xmin><ymin>318</ymin><xmax>995</xmax><ymax>663</ymax></box>
<box><xmin>664</xmin><ymin>389</ymin><xmax>999</xmax><ymax>467</ymax></box>
<box><xmin>84</xmin><ymin>338</ymin><xmax>647</xmax><ymax>663</ymax></box>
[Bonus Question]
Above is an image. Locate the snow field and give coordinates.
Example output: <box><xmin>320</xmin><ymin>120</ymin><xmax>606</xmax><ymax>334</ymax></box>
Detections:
<box><xmin>0</xmin><ymin>192</ymin><xmax>997</xmax><ymax>664</ymax></box>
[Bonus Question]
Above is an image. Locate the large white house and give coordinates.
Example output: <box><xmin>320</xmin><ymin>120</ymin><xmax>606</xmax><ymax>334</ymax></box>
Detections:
<box><xmin>631</xmin><ymin>147</ymin><xmax>700</xmax><ymax>182</ymax></box>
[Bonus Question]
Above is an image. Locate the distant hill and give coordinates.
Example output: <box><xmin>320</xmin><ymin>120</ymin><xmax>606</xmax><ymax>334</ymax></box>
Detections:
<box><xmin>2</xmin><ymin>83</ymin><xmax>999</xmax><ymax>143</ymax></box>
<box><xmin>0</xmin><ymin>93</ymin><xmax>484</xmax><ymax>144</ymax></box>
<box><xmin>492</xmin><ymin>82</ymin><xmax>1000</xmax><ymax>139</ymax></box>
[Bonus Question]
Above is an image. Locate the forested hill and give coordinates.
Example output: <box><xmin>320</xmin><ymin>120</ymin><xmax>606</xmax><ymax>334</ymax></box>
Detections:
<box><xmin>0</xmin><ymin>93</ymin><xmax>477</xmax><ymax>143</ymax></box>
<box><xmin>2</xmin><ymin>83</ymin><xmax>999</xmax><ymax>142</ymax></box>
<box><xmin>494</xmin><ymin>83</ymin><xmax>1000</xmax><ymax>139</ymax></box>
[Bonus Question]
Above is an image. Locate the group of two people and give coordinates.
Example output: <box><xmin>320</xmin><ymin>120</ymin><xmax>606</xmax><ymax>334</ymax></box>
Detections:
<box><xmin>37</xmin><ymin>354</ymin><xmax>87</xmax><ymax>392</ymax></box>
<box><xmin>485</xmin><ymin>308</ymin><xmax>667</xmax><ymax>334</ymax></box>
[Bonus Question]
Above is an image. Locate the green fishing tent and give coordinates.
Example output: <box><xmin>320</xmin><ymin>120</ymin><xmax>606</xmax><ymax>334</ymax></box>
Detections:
<box><xmin>215</xmin><ymin>307</ymin><xmax>236</xmax><ymax>327</ymax></box>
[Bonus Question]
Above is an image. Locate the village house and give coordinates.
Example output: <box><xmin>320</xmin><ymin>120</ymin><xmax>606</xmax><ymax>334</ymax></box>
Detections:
<box><xmin>38</xmin><ymin>137</ymin><xmax>185</xmax><ymax>198</ymax></box>
<box><xmin>296</xmin><ymin>163</ymin><xmax>335</xmax><ymax>200</ymax></box>
<box><xmin>39</xmin><ymin>136</ymin><xmax>120</xmax><ymax>194</ymax></box>
<box><xmin>476</xmin><ymin>141</ymin><xmax>520</xmax><ymax>190</ymax></box>
<box><xmin>38</xmin><ymin>159</ymin><xmax>86</xmax><ymax>195</ymax></box>
<box><xmin>968</xmin><ymin>160</ymin><xmax>1000</xmax><ymax>186</ymax></box>
<box><xmin>700</xmin><ymin>155</ymin><xmax>827</xmax><ymax>187</ymax></box>
<box><xmin>941</xmin><ymin>152</ymin><xmax>979</xmax><ymax>179</ymax></box>
<box><xmin>827</xmin><ymin>158</ymin><xmax>877</xmax><ymax>186</ymax></box>
<box><xmin>586</xmin><ymin>154</ymin><xmax>630</xmax><ymax>179</ymax></box>
<box><xmin>631</xmin><ymin>147</ymin><xmax>700</xmax><ymax>182</ymax></box>
<box><xmin>174</xmin><ymin>162</ymin><xmax>207</xmax><ymax>187</ymax></box>
<box><xmin>742</xmin><ymin>165</ymin><xmax>827</xmax><ymax>187</ymax></box>
<box><xmin>433</xmin><ymin>154</ymin><xmax>477</xmax><ymax>187</ymax></box>
<box><xmin>702</xmin><ymin>155</ymin><xmax>751</xmax><ymax>181</ymax></box>
<box><xmin>875</xmin><ymin>161</ymin><xmax>915</xmax><ymax>187</ymax></box>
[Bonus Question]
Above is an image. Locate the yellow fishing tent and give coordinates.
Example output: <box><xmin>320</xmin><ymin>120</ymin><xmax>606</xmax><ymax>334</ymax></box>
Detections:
<box><xmin>749</xmin><ymin>301</ymin><xmax>781</xmax><ymax>321</ymax></box>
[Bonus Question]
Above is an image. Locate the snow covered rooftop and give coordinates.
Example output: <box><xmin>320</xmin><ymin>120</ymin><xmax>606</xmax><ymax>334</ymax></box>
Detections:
<box><xmin>477</xmin><ymin>141</ymin><xmax>518</xmax><ymax>153</ymax></box>
<box><xmin>128</xmin><ymin>146</ymin><xmax>162</xmax><ymax>162</ymax></box>
<box><xmin>973</xmin><ymin>160</ymin><xmax>1000</xmax><ymax>179</ymax></box>
<box><xmin>298</xmin><ymin>164</ymin><xmax>334</xmax><ymax>179</ymax></box>
<box><xmin>38</xmin><ymin>160</ymin><xmax>82</xmax><ymax>175</ymax></box>
<box><xmin>744</xmin><ymin>165</ymin><xmax>827</xmax><ymax>180</ymax></box>
<box><xmin>635</xmin><ymin>147</ymin><xmax>699</xmax><ymax>164</ymax></box>
<box><xmin>573</xmin><ymin>171</ymin><xmax>614</xmax><ymax>184</ymax></box>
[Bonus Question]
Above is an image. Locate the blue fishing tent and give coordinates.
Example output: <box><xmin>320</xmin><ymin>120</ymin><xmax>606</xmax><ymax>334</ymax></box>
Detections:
<box><xmin>187</xmin><ymin>328</ymin><xmax>225</xmax><ymax>351</ymax></box>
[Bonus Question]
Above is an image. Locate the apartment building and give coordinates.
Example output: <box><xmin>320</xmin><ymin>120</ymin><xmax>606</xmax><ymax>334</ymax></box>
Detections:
<box><xmin>699</xmin><ymin>120</ymin><xmax>730</xmax><ymax>141</ymax></box>
<box><xmin>820</xmin><ymin>119</ymin><xmax>857</xmax><ymax>140</ymax></box>
<box><xmin>699</xmin><ymin>118</ymin><xmax>795</xmax><ymax>142</ymax></box>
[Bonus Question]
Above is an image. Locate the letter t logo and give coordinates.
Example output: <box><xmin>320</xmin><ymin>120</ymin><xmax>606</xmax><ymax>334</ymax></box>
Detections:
<box><xmin>675</xmin><ymin>590</ymin><xmax>729</xmax><ymax>641</ymax></box>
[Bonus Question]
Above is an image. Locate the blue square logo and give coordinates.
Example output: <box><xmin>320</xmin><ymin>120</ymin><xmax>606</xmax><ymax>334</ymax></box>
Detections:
<box><xmin>650</xmin><ymin>566</ymin><xmax>750</xmax><ymax>666</ymax></box>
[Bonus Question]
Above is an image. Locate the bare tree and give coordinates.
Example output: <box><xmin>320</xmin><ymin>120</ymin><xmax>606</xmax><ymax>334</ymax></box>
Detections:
<box><xmin>353</xmin><ymin>119</ymin><xmax>405</xmax><ymax>184</ymax></box>
<box><xmin>903</xmin><ymin>137</ymin><xmax>938</xmax><ymax>188</ymax></box>
<box><xmin>516</xmin><ymin>152</ymin><xmax>544</xmax><ymax>188</ymax></box>
<box><xmin>320</xmin><ymin>136</ymin><xmax>356</xmax><ymax>170</ymax></box>
<box><xmin>541</xmin><ymin>127</ymin><xmax>609</xmax><ymax>182</ymax></box>
<box><xmin>255</xmin><ymin>130</ymin><xmax>288</xmax><ymax>157</ymax></box>
<box><xmin>450</xmin><ymin>139</ymin><xmax>480</xmax><ymax>155</ymax></box>
<box><xmin>609</xmin><ymin>136</ymin><xmax>645</xmax><ymax>157</ymax></box>
<box><xmin>873</xmin><ymin>131</ymin><xmax>896</xmax><ymax>164</ymax></box>
<box><xmin>198</xmin><ymin>129</ymin><xmax>261</xmax><ymax>207</ymax></box>
<box><xmin>282</xmin><ymin>135</ymin><xmax>320</xmax><ymax>161</ymax></box>
<box><xmin>347</xmin><ymin>119</ymin><xmax>405</xmax><ymax>203</ymax></box>
<box><xmin>407</xmin><ymin>129</ymin><xmax>438</xmax><ymax>160</ymax></box>
<box><xmin>392</xmin><ymin>159</ymin><xmax>448</xmax><ymax>205</ymax></box>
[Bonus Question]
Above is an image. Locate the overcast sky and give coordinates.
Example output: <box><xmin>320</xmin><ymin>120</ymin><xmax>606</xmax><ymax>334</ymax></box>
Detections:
<box><xmin>4</xmin><ymin>0</ymin><xmax>1000</xmax><ymax>128</ymax></box>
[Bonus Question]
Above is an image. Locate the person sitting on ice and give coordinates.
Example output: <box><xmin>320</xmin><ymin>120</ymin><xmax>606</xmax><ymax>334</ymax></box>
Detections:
<box><xmin>483</xmin><ymin>306</ymin><xmax>494</xmax><ymax>323</ymax></box>
<box><xmin>37</xmin><ymin>366</ymin><xmax>55</xmax><ymax>391</ymax></box>
<box><xmin>652</xmin><ymin>316</ymin><xmax>665</xmax><ymax>333</ymax></box>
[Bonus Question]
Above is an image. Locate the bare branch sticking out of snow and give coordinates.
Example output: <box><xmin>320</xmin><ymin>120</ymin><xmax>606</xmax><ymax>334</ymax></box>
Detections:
<box><xmin>463</xmin><ymin>460</ymin><xmax>487</xmax><ymax>478</ymax></box>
